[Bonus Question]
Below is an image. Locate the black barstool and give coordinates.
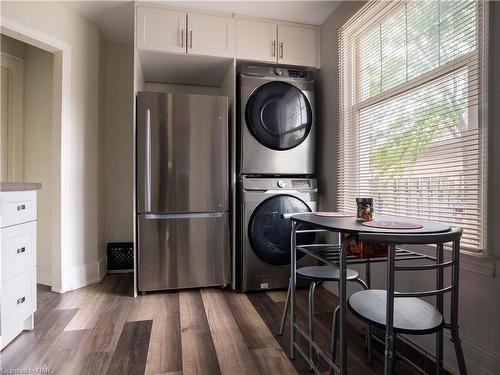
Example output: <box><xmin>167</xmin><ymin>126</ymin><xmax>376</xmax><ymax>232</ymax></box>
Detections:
<box><xmin>347</xmin><ymin>227</ymin><xmax>467</xmax><ymax>375</ymax></box>
<box><xmin>279</xmin><ymin>265</ymin><xmax>373</xmax><ymax>368</ymax></box>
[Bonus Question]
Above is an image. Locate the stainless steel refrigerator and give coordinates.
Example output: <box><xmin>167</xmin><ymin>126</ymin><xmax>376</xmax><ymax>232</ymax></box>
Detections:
<box><xmin>137</xmin><ymin>92</ymin><xmax>230</xmax><ymax>291</ymax></box>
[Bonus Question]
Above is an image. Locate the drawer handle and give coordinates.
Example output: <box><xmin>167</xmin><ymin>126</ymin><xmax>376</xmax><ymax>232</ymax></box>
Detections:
<box><xmin>17</xmin><ymin>296</ymin><xmax>26</xmax><ymax>305</ymax></box>
<box><xmin>17</xmin><ymin>247</ymin><xmax>26</xmax><ymax>254</ymax></box>
<box><xmin>17</xmin><ymin>204</ymin><xmax>26</xmax><ymax>211</ymax></box>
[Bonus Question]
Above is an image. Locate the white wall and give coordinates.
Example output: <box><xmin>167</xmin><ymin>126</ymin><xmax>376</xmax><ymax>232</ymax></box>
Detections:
<box><xmin>2</xmin><ymin>1</ymin><xmax>104</xmax><ymax>290</ymax></box>
<box><xmin>318</xmin><ymin>2</ymin><xmax>500</xmax><ymax>374</ymax></box>
<box><xmin>102</xmin><ymin>42</ymin><xmax>134</xmax><ymax>248</ymax></box>
<box><xmin>23</xmin><ymin>44</ymin><xmax>53</xmax><ymax>286</ymax></box>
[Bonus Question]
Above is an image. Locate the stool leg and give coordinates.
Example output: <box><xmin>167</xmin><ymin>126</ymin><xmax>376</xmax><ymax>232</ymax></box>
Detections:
<box><xmin>278</xmin><ymin>279</ymin><xmax>291</xmax><ymax>336</ymax></box>
<box><xmin>436</xmin><ymin>244</ymin><xmax>444</xmax><ymax>375</ymax></box>
<box><xmin>308</xmin><ymin>281</ymin><xmax>317</xmax><ymax>369</ymax></box>
<box><xmin>366</xmin><ymin>323</ymin><xmax>373</xmax><ymax>364</ymax></box>
<box><xmin>329</xmin><ymin>305</ymin><xmax>340</xmax><ymax>375</ymax></box>
<box><xmin>384</xmin><ymin>244</ymin><xmax>396</xmax><ymax>375</ymax></box>
<box><xmin>353</xmin><ymin>278</ymin><xmax>373</xmax><ymax>364</ymax></box>
<box><xmin>451</xmin><ymin>239</ymin><xmax>467</xmax><ymax>375</ymax></box>
<box><xmin>451</xmin><ymin>325</ymin><xmax>467</xmax><ymax>375</ymax></box>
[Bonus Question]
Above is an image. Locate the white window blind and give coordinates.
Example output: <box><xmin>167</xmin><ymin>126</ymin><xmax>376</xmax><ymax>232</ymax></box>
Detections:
<box><xmin>337</xmin><ymin>0</ymin><xmax>488</xmax><ymax>252</ymax></box>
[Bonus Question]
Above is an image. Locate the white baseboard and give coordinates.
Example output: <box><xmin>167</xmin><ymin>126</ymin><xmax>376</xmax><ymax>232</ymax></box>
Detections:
<box><xmin>62</xmin><ymin>255</ymin><xmax>108</xmax><ymax>292</ymax></box>
<box><xmin>37</xmin><ymin>271</ymin><xmax>52</xmax><ymax>286</ymax></box>
<box><xmin>98</xmin><ymin>255</ymin><xmax>107</xmax><ymax>281</ymax></box>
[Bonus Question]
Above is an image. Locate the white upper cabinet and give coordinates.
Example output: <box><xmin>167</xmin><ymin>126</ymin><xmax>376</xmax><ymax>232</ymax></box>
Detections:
<box><xmin>187</xmin><ymin>13</ymin><xmax>234</xmax><ymax>58</ymax></box>
<box><xmin>236</xmin><ymin>19</ymin><xmax>277</xmax><ymax>63</ymax></box>
<box><xmin>136</xmin><ymin>6</ymin><xmax>187</xmax><ymax>54</ymax></box>
<box><xmin>278</xmin><ymin>24</ymin><xmax>319</xmax><ymax>68</ymax></box>
<box><xmin>136</xmin><ymin>6</ymin><xmax>320</xmax><ymax>67</ymax></box>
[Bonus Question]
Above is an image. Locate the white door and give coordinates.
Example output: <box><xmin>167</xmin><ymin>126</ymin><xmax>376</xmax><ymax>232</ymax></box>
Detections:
<box><xmin>1</xmin><ymin>54</ymin><xmax>24</xmax><ymax>182</ymax></box>
<box><xmin>136</xmin><ymin>6</ymin><xmax>187</xmax><ymax>54</ymax></box>
<box><xmin>187</xmin><ymin>13</ymin><xmax>234</xmax><ymax>58</ymax></box>
<box><xmin>236</xmin><ymin>19</ymin><xmax>277</xmax><ymax>63</ymax></box>
<box><xmin>278</xmin><ymin>24</ymin><xmax>319</xmax><ymax>68</ymax></box>
<box><xmin>1</xmin><ymin>65</ymin><xmax>9</xmax><ymax>181</ymax></box>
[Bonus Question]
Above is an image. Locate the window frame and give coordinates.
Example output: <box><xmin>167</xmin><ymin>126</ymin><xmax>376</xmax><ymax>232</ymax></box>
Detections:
<box><xmin>338</xmin><ymin>0</ymin><xmax>489</xmax><ymax>256</ymax></box>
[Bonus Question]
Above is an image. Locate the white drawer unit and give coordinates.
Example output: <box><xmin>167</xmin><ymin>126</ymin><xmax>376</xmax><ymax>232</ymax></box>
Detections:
<box><xmin>0</xmin><ymin>188</ymin><xmax>38</xmax><ymax>350</ymax></box>
<box><xmin>0</xmin><ymin>268</ymin><xmax>36</xmax><ymax>349</ymax></box>
<box><xmin>2</xmin><ymin>221</ymin><xmax>36</xmax><ymax>284</ymax></box>
<box><xmin>1</xmin><ymin>268</ymin><xmax>36</xmax><ymax>326</ymax></box>
<box><xmin>0</xmin><ymin>190</ymin><xmax>36</xmax><ymax>228</ymax></box>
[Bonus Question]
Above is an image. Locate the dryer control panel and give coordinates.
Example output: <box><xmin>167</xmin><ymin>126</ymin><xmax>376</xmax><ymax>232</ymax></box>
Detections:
<box><xmin>241</xmin><ymin>64</ymin><xmax>314</xmax><ymax>81</ymax></box>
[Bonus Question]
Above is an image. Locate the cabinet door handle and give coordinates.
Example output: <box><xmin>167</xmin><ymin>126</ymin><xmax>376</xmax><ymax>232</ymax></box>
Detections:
<box><xmin>17</xmin><ymin>296</ymin><xmax>26</xmax><ymax>305</ymax></box>
<box><xmin>181</xmin><ymin>29</ymin><xmax>184</xmax><ymax>48</ymax></box>
<box><xmin>17</xmin><ymin>204</ymin><xmax>26</xmax><ymax>211</ymax></box>
<box><xmin>272</xmin><ymin>40</ymin><xmax>276</xmax><ymax>57</ymax></box>
<box><xmin>17</xmin><ymin>247</ymin><xmax>26</xmax><ymax>254</ymax></box>
<box><xmin>189</xmin><ymin>30</ymin><xmax>193</xmax><ymax>49</ymax></box>
<box><xmin>279</xmin><ymin>42</ymin><xmax>284</xmax><ymax>59</ymax></box>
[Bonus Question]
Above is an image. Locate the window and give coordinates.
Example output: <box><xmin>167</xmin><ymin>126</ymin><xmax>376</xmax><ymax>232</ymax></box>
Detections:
<box><xmin>338</xmin><ymin>0</ymin><xmax>488</xmax><ymax>252</ymax></box>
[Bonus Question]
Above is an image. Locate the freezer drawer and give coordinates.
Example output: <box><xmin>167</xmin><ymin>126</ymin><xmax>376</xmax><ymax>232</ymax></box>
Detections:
<box><xmin>138</xmin><ymin>213</ymin><xmax>230</xmax><ymax>291</ymax></box>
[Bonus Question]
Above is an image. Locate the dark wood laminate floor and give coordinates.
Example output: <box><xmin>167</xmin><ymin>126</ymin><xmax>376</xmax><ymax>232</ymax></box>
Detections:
<box><xmin>0</xmin><ymin>274</ymin><xmax>420</xmax><ymax>375</ymax></box>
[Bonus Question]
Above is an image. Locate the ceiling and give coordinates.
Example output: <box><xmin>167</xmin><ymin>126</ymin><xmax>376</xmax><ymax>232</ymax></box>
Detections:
<box><xmin>61</xmin><ymin>1</ymin><xmax>340</xmax><ymax>44</ymax></box>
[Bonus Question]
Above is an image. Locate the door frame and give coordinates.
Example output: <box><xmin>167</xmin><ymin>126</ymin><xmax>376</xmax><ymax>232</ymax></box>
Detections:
<box><xmin>0</xmin><ymin>52</ymin><xmax>24</xmax><ymax>181</ymax></box>
<box><xmin>1</xmin><ymin>16</ymin><xmax>71</xmax><ymax>293</ymax></box>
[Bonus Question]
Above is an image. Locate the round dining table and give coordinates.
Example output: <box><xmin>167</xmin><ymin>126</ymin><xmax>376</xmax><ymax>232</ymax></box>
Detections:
<box><xmin>286</xmin><ymin>213</ymin><xmax>466</xmax><ymax>375</ymax></box>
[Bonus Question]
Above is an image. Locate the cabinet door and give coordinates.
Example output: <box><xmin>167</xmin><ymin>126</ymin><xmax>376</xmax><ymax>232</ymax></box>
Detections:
<box><xmin>236</xmin><ymin>19</ymin><xmax>277</xmax><ymax>63</ymax></box>
<box><xmin>278</xmin><ymin>24</ymin><xmax>319</xmax><ymax>68</ymax></box>
<box><xmin>136</xmin><ymin>6</ymin><xmax>186</xmax><ymax>54</ymax></box>
<box><xmin>187</xmin><ymin>13</ymin><xmax>234</xmax><ymax>58</ymax></box>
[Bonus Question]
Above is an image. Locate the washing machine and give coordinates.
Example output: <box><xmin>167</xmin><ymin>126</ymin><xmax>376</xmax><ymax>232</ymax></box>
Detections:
<box><xmin>239</xmin><ymin>65</ymin><xmax>316</xmax><ymax>175</ymax></box>
<box><xmin>239</xmin><ymin>177</ymin><xmax>318</xmax><ymax>291</ymax></box>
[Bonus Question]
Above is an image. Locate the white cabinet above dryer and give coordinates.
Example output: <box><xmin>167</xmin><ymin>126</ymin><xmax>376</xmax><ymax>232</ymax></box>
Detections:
<box><xmin>236</xmin><ymin>19</ymin><xmax>278</xmax><ymax>63</ymax></box>
<box><xmin>277</xmin><ymin>24</ymin><xmax>319</xmax><ymax>68</ymax></box>
<box><xmin>236</xmin><ymin>18</ymin><xmax>320</xmax><ymax>68</ymax></box>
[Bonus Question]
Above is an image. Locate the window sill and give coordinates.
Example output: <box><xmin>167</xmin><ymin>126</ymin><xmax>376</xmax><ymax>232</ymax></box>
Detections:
<box><xmin>402</xmin><ymin>245</ymin><xmax>496</xmax><ymax>277</ymax></box>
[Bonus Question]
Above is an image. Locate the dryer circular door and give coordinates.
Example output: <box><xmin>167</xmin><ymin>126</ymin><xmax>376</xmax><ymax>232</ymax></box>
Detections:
<box><xmin>248</xmin><ymin>195</ymin><xmax>316</xmax><ymax>266</ymax></box>
<box><xmin>245</xmin><ymin>81</ymin><xmax>313</xmax><ymax>151</ymax></box>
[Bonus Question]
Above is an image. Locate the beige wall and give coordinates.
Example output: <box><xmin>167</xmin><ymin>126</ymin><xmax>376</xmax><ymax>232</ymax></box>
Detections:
<box><xmin>319</xmin><ymin>2</ymin><xmax>500</xmax><ymax>374</ymax></box>
<box><xmin>2</xmin><ymin>1</ymin><xmax>103</xmax><ymax>290</ymax></box>
<box><xmin>102</xmin><ymin>42</ymin><xmax>134</xmax><ymax>247</ymax></box>
<box><xmin>23</xmin><ymin>44</ymin><xmax>53</xmax><ymax>286</ymax></box>
<box><xmin>1</xmin><ymin>34</ymin><xmax>25</xmax><ymax>58</ymax></box>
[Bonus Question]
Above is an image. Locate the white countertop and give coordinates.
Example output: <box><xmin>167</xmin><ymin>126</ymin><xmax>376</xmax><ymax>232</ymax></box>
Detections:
<box><xmin>0</xmin><ymin>182</ymin><xmax>42</xmax><ymax>192</ymax></box>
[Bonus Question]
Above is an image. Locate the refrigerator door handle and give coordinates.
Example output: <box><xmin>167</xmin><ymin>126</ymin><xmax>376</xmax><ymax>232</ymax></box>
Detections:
<box><xmin>144</xmin><ymin>212</ymin><xmax>224</xmax><ymax>220</ymax></box>
<box><xmin>145</xmin><ymin>109</ymin><xmax>152</xmax><ymax>212</ymax></box>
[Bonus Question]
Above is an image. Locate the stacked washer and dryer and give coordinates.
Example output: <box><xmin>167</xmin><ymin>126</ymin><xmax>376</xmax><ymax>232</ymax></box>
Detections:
<box><xmin>237</xmin><ymin>65</ymin><xmax>318</xmax><ymax>291</ymax></box>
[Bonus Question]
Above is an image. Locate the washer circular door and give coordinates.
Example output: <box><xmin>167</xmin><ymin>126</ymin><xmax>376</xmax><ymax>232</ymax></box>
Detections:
<box><xmin>248</xmin><ymin>195</ymin><xmax>316</xmax><ymax>266</ymax></box>
<box><xmin>245</xmin><ymin>81</ymin><xmax>313</xmax><ymax>151</ymax></box>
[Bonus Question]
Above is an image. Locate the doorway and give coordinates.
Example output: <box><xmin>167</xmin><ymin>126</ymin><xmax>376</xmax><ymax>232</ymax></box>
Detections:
<box><xmin>1</xmin><ymin>34</ymin><xmax>55</xmax><ymax>287</ymax></box>
<box><xmin>1</xmin><ymin>17</ymin><xmax>71</xmax><ymax>293</ymax></box>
